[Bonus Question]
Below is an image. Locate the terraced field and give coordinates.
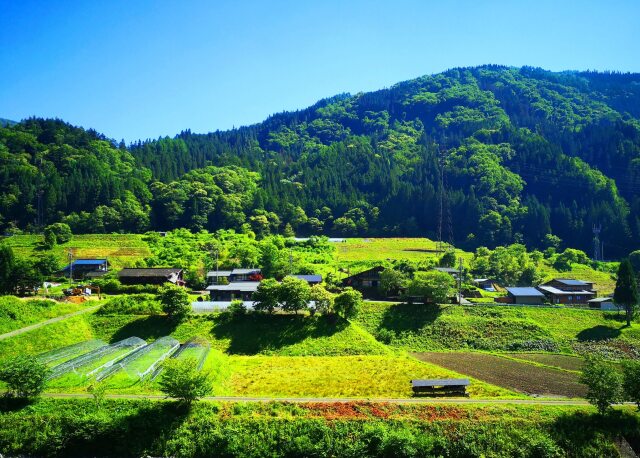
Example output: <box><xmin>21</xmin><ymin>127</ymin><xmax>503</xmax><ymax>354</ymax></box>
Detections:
<box><xmin>412</xmin><ymin>352</ymin><xmax>587</xmax><ymax>398</ymax></box>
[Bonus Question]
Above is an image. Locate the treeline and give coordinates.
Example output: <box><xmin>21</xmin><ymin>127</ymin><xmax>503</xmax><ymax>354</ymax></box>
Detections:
<box><xmin>3</xmin><ymin>66</ymin><xmax>640</xmax><ymax>256</ymax></box>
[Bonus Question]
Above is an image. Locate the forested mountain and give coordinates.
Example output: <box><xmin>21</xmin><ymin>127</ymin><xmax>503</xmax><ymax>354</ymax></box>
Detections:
<box><xmin>2</xmin><ymin>66</ymin><xmax>640</xmax><ymax>257</ymax></box>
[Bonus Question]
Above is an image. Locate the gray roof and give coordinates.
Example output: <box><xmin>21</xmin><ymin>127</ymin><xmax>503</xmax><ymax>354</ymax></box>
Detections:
<box><xmin>506</xmin><ymin>287</ymin><xmax>545</xmax><ymax>297</ymax></box>
<box><xmin>588</xmin><ymin>297</ymin><xmax>613</xmax><ymax>303</ymax></box>
<box><xmin>554</xmin><ymin>279</ymin><xmax>590</xmax><ymax>286</ymax></box>
<box><xmin>434</xmin><ymin>267</ymin><xmax>459</xmax><ymax>274</ymax></box>
<box><xmin>231</xmin><ymin>268</ymin><xmax>261</xmax><ymax>275</ymax></box>
<box><xmin>538</xmin><ymin>285</ymin><xmax>595</xmax><ymax>296</ymax></box>
<box><xmin>205</xmin><ymin>281</ymin><xmax>260</xmax><ymax>292</ymax></box>
<box><xmin>118</xmin><ymin>268</ymin><xmax>182</xmax><ymax>278</ymax></box>
<box><xmin>206</xmin><ymin>270</ymin><xmax>233</xmax><ymax>277</ymax></box>
<box><xmin>411</xmin><ymin>379</ymin><xmax>470</xmax><ymax>387</ymax></box>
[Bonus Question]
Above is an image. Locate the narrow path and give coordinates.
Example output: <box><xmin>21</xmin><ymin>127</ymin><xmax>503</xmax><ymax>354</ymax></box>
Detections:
<box><xmin>41</xmin><ymin>392</ymin><xmax>620</xmax><ymax>406</ymax></box>
<box><xmin>0</xmin><ymin>304</ymin><xmax>101</xmax><ymax>341</ymax></box>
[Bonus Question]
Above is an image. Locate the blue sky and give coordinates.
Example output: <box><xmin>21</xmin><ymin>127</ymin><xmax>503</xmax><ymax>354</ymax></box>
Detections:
<box><xmin>1</xmin><ymin>0</ymin><xmax>639</xmax><ymax>142</ymax></box>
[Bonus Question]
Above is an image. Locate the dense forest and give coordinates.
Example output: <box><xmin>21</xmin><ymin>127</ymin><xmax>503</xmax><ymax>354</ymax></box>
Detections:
<box><xmin>2</xmin><ymin>66</ymin><xmax>640</xmax><ymax>256</ymax></box>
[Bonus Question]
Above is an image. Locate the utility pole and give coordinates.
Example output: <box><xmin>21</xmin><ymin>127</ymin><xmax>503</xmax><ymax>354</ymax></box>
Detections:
<box><xmin>457</xmin><ymin>257</ymin><xmax>464</xmax><ymax>306</ymax></box>
<box><xmin>67</xmin><ymin>250</ymin><xmax>73</xmax><ymax>284</ymax></box>
<box><xmin>289</xmin><ymin>249</ymin><xmax>293</xmax><ymax>275</ymax></box>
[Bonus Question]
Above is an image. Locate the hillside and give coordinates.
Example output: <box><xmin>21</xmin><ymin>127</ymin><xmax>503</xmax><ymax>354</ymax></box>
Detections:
<box><xmin>2</xmin><ymin>67</ymin><xmax>640</xmax><ymax>256</ymax></box>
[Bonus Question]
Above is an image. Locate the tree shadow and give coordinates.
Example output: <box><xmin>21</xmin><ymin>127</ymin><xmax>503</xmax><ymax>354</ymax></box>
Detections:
<box><xmin>576</xmin><ymin>325</ymin><xmax>622</xmax><ymax>342</ymax></box>
<box><xmin>379</xmin><ymin>303</ymin><xmax>444</xmax><ymax>334</ymax></box>
<box><xmin>109</xmin><ymin>316</ymin><xmax>180</xmax><ymax>343</ymax></box>
<box><xmin>551</xmin><ymin>410</ymin><xmax>640</xmax><ymax>456</ymax></box>
<box><xmin>0</xmin><ymin>395</ymin><xmax>33</xmax><ymax>412</ymax></box>
<box><xmin>210</xmin><ymin>313</ymin><xmax>348</xmax><ymax>355</ymax></box>
<box><xmin>57</xmin><ymin>400</ymin><xmax>191</xmax><ymax>456</ymax></box>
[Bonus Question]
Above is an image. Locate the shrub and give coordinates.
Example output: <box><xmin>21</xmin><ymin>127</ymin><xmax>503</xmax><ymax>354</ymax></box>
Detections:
<box><xmin>622</xmin><ymin>360</ymin><xmax>640</xmax><ymax>409</ymax></box>
<box><xmin>334</xmin><ymin>287</ymin><xmax>363</xmax><ymax>319</ymax></box>
<box><xmin>43</xmin><ymin>223</ymin><xmax>72</xmax><ymax>247</ymax></box>
<box><xmin>97</xmin><ymin>294</ymin><xmax>162</xmax><ymax>315</ymax></box>
<box><xmin>309</xmin><ymin>284</ymin><xmax>334</xmax><ymax>315</ymax></box>
<box><xmin>0</xmin><ymin>356</ymin><xmax>49</xmax><ymax>398</ymax></box>
<box><xmin>159</xmin><ymin>357</ymin><xmax>212</xmax><ymax>406</ymax></box>
<box><xmin>158</xmin><ymin>285</ymin><xmax>191</xmax><ymax>322</ymax></box>
<box><xmin>580</xmin><ymin>357</ymin><xmax>623</xmax><ymax>414</ymax></box>
<box><xmin>228</xmin><ymin>299</ymin><xmax>247</xmax><ymax>316</ymax></box>
<box><xmin>507</xmin><ymin>339</ymin><xmax>559</xmax><ymax>352</ymax></box>
<box><xmin>406</xmin><ymin>270</ymin><xmax>455</xmax><ymax>304</ymax></box>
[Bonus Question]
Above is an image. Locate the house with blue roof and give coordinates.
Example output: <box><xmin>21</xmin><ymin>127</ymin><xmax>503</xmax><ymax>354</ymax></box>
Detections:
<box><xmin>61</xmin><ymin>259</ymin><xmax>109</xmax><ymax>280</ymax></box>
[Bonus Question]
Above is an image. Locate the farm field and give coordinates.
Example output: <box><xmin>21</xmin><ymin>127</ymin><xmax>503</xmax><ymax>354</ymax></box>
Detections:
<box><xmin>224</xmin><ymin>355</ymin><xmax>516</xmax><ymax>398</ymax></box>
<box><xmin>507</xmin><ymin>353</ymin><xmax>585</xmax><ymax>372</ymax></box>
<box><xmin>1</xmin><ymin>234</ymin><xmax>151</xmax><ymax>269</ymax></box>
<box><xmin>412</xmin><ymin>352</ymin><xmax>587</xmax><ymax>398</ymax></box>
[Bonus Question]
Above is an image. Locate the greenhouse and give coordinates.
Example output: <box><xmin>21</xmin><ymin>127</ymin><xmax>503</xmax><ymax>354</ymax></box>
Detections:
<box><xmin>96</xmin><ymin>336</ymin><xmax>180</xmax><ymax>382</ymax></box>
<box><xmin>38</xmin><ymin>339</ymin><xmax>107</xmax><ymax>367</ymax></box>
<box><xmin>48</xmin><ymin>337</ymin><xmax>147</xmax><ymax>380</ymax></box>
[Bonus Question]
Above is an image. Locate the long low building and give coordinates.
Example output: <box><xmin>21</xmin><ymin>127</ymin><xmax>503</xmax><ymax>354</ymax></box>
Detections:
<box><xmin>503</xmin><ymin>287</ymin><xmax>546</xmax><ymax>305</ymax></box>
<box><xmin>118</xmin><ymin>268</ymin><xmax>184</xmax><ymax>285</ymax></box>
<box><xmin>206</xmin><ymin>281</ymin><xmax>260</xmax><ymax>301</ymax></box>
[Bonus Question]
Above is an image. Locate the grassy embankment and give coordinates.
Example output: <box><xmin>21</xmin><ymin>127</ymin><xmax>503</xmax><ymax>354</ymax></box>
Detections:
<box><xmin>356</xmin><ymin>301</ymin><xmax>640</xmax><ymax>353</ymax></box>
<box><xmin>0</xmin><ymin>398</ymin><xmax>638</xmax><ymax>457</ymax></box>
<box><xmin>0</xmin><ymin>296</ymin><xmax>89</xmax><ymax>334</ymax></box>
<box><xmin>0</xmin><ymin>310</ymin><xmax>513</xmax><ymax>398</ymax></box>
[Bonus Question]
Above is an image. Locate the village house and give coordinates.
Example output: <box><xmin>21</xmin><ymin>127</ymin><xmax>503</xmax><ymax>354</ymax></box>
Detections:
<box><xmin>61</xmin><ymin>259</ymin><xmax>109</xmax><ymax>280</ymax></box>
<box><xmin>501</xmin><ymin>287</ymin><xmax>546</xmax><ymax>305</ymax></box>
<box><xmin>341</xmin><ymin>266</ymin><xmax>384</xmax><ymax>289</ymax></box>
<box><xmin>472</xmin><ymin>278</ymin><xmax>497</xmax><ymax>291</ymax></box>
<box><xmin>206</xmin><ymin>268</ymin><xmax>262</xmax><ymax>285</ymax></box>
<box><xmin>537</xmin><ymin>279</ymin><xmax>596</xmax><ymax>305</ymax></box>
<box><xmin>206</xmin><ymin>281</ymin><xmax>260</xmax><ymax>301</ymax></box>
<box><xmin>587</xmin><ymin>297</ymin><xmax>618</xmax><ymax>311</ymax></box>
<box><xmin>118</xmin><ymin>268</ymin><xmax>184</xmax><ymax>286</ymax></box>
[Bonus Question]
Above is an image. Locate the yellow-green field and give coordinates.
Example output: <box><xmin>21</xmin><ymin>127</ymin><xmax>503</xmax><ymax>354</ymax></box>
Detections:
<box><xmin>2</xmin><ymin>234</ymin><xmax>151</xmax><ymax>269</ymax></box>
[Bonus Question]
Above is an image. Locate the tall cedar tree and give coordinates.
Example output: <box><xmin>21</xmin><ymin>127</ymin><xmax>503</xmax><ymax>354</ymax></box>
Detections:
<box><xmin>614</xmin><ymin>259</ymin><xmax>639</xmax><ymax>326</ymax></box>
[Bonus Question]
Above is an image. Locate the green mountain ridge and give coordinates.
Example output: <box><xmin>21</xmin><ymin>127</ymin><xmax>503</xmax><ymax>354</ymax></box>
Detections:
<box><xmin>2</xmin><ymin>65</ymin><xmax>640</xmax><ymax>256</ymax></box>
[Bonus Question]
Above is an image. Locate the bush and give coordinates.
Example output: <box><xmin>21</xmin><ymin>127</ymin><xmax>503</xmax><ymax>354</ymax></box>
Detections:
<box><xmin>159</xmin><ymin>357</ymin><xmax>212</xmax><ymax>405</ymax></box>
<box><xmin>0</xmin><ymin>356</ymin><xmax>49</xmax><ymax>398</ymax></box>
<box><xmin>158</xmin><ymin>285</ymin><xmax>191</xmax><ymax>322</ymax></box>
<box><xmin>97</xmin><ymin>294</ymin><xmax>162</xmax><ymax>315</ymax></box>
<box><xmin>580</xmin><ymin>357</ymin><xmax>623</xmax><ymax>414</ymax></box>
<box><xmin>228</xmin><ymin>299</ymin><xmax>247</xmax><ymax>316</ymax></box>
<box><xmin>507</xmin><ymin>339</ymin><xmax>559</xmax><ymax>352</ymax></box>
<box><xmin>334</xmin><ymin>287</ymin><xmax>363</xmax><ymax>319</ymax></box>
<box><xmin>43</xmin><ymin>223</ymin><xmax>72</xmax><ymax>248</ymax></box>
<box><xmin>622</xmin><ymin>360</ymin><xmax>640</xmax><ymax>409</ymax></box>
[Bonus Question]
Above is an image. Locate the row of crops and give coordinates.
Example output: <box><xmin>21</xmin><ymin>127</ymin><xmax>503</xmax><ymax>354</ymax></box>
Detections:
<box><xmin>37</xmin><ymin>336</ymin><xmax>210</xmax><ymax>387</ymax></box>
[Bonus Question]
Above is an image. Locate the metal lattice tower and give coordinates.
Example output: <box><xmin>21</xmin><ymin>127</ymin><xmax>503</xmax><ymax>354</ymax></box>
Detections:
<box><xmin>437</xmin><ymin>145</ymin><xmax>454</xmax><ymax>253</ymax></box>
<box><xmin>592</xmin><ymin>224</ymin><xmax>602</xmax><ymax>261</ymax></box>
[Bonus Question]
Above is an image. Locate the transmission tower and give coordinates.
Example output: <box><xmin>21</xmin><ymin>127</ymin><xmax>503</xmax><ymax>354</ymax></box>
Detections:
<box><xmin>436</xmin><ymin>146</ymin><xmax>454</xmax><ymax>254</ymax></box>
<box><xmin>592</xmin><ymin>224</ymin><xmax>602</xmax><ymax>261</ymax></box>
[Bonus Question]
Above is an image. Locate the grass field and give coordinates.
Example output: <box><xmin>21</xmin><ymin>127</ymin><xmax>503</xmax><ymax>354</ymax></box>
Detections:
<box><xmin>0</xmin><ymin>296</ymin><xmax>88</xmax><ymax>334</ymax></box>
<box><xmin>2</xmin><ymin>234</ymin><xmax>151</xmax><ymax>269</ymax></box>
<box><xmin>412</xmin><ymin>352</ymin><xmax>587</xmax><ymax>398</ymax></box>
<box><xmin>224</xmin><ymin>354</ymin><xmax>516</xmax><ymax>398</ymax></box>
<box><xmin>356</xmin><ymin>301</ymin><xmax>640</xmax><ymax>353</ymax></box>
